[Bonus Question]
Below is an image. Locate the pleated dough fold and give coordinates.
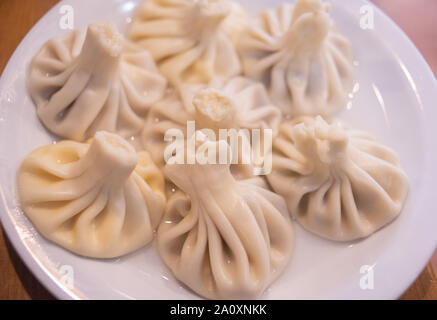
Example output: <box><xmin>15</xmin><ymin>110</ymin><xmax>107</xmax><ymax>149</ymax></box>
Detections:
<box><xmin>158</xmin><ymin>137</ymin><xmax>294</xmax><ymax>299</ymax></box>
<box><xmin>239</xmin><ymin>0</ymin><xmax>355</xmax><ymax>117</ymax></box>
<box><xmin>142</xmin><ymin>77</ymin><xmax>282</xmax><ymax>174</ymax></box>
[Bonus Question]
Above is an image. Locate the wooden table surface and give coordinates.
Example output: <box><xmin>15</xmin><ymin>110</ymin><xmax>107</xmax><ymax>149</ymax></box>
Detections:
<box><xmin>0</xmin><ymin>0</ymin><xmax>436</xmax><ymax>300</ymax></box>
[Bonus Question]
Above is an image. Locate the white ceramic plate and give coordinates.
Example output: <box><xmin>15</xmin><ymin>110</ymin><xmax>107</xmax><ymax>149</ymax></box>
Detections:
<box><xmin>1</xmin><ymin>0</ymin><xmax>437</xmax><ymax>300</ymax></box>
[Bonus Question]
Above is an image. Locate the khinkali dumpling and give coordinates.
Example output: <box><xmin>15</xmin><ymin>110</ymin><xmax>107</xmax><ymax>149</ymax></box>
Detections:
<box><xmin>267</xmin><ymin>116</ymin><xmax>409</xmax><ymax>241</ymax></box>
<box><xmin>29</xmin><ymin>23</ymin><xmax>167</xmax><ymax>141</ymax></box>
<box><xmin>158</xmin><ymin>137</ymin><xmax>294</xmax><ymax>299</ymax></box>
<box><xmin>129</xmin><ymin>0</ymin><xmax>247</xmax><ymax>84</ymax></box>
<box><xmin>18</xmin><ymin>131</ymin><xmax>166</xmax><ymax>258</ymax></box>
<box><xmin>239</xmin><ymin>0</ymin><xmax>355</xmax><ymax>116</ymax></box>
<box><xmin>142</xmin><ymin>77</ymin><xmax>282</xmax><ymax>170</ymax></box>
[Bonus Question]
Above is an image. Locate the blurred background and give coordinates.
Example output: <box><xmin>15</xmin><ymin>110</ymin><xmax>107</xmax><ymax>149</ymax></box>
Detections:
<box><xmin>0</xmin><ymin>0</ymin><xmax>436</xmax><ymax>300</ymax></box>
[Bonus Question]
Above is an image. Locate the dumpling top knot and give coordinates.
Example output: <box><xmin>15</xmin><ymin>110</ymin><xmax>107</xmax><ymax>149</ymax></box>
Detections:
<box><xmin>192</xmin><ymin>88</ymin><xmax>236</xmax><ymax>130</ymax></box>
<box><xmin>193</xmin><ymin>0</ymin><xmax>231</xmax><ymax>23</ymax></box>
<box><xmin>142</xmin><ymin>77</ymin><xmax>281</xmax><ymax>172</ymax></box>
<box><xmin>159</xmin><ymin>133</ymin><xmax>294</xmax><ymax>299</ymax></box>
<box><xmin>18</xmin><ymin>131</ymin><xmax>166</xmax><ymax>258</ymax></box>
<box><xmin>268</xmin><ymin>116</ymin><xmax>409</xmax><ymax>241</ymax></box>
<box><xmin>91</xmin><ymin>131</ymin><xmax>137</xmax><ymax>174</ymax></box>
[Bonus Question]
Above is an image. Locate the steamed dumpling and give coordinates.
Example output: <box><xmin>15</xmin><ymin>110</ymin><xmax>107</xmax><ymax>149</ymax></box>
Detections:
<box><xmin>239</xmin><ymin>0</ymin><xmax>355</xmax><ymax>116</ymax></box>
<box><xmin>29</xmin><ymin>23</ymin><xmax>167</xmax><ymax>141</ymax></box>
<box><xmin>18</xmin><ymin>131</ymin><xmax>166</xmax><ymax>258</ymax></box>
<box><xmin>158</xmin><ymin>136</ymin><xmax>294</xmax><ymax>299</ymax></box>
<box><xmin>267</xmin><ymin>116</ymin><xmax>409</xmax><ymax>241</ymax></box>
<box><xmin>129</xmin><ymin>0</ymin><xmax>247</xmax><ymax>84</ymax></box>
<box><xmin>142</xmin><ymin>77</ymin><xmax>282</xmax><ymax>170</ymax></box>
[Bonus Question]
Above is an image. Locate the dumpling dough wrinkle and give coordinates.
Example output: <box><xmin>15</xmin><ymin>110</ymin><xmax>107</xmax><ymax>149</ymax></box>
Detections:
<box><xmin>239</xmin><ymin>0</ymin><xmax>355</xmax><ymax>117</ymax></box>
<box><xmin>129</xmin><ymin>0</ymin><xmax>246</xmax><ymax>84</ymax></box>
<box><xmin>158</xmin><ymin>138</ymin><xmax>294</xmax><ymax>299</ymax></box>
<box><xmin>18</xmin><ymin>131</ymin><xmax>166</xmax><ymax>258</ymax></box>
<box><xmin>267</xmin><ymin>116</ymin><xmax>409</xmax><ymax>241</ymax></box>
<box><xmin>142</xmin><ymin>77</ymin><xmax>282</xmax><ymax>169</ymax></box>
<box><xmin>29</xmin><ymin>23</ymin><xmax>167</xmax><ymax>141</ymax></box>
